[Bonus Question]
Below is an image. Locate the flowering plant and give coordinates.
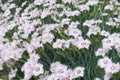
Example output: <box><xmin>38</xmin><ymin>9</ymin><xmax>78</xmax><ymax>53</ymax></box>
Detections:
<box><xmin>0</xmin><ymin>0</ymin><xmax>120</xmax><ymax>80</ymax></box>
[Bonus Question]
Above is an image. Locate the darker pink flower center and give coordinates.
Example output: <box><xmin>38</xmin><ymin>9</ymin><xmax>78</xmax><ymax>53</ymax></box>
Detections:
<box><xmin>35</xmin><ymin>67</ymin><xmax>40</xmax><ymax>72</ymax></box>
<box><xmin>106</xmin><ymin>40</ymin><xmax>111</xmax><ymax>44</ymax></box>
<box><xmin>58</xmin><ymin>69</ymin><xmax>64</xmax><ymax>74</ymax></box>
<box><xmin>77</xmin><ymin>70</ymin><xmax>81</xmax><ymax>74</ymax></box>
<box><xmin>103</xmin><ymin>60</ymin><xmax>108</xmax><ymax>64</ymax></box>
<box><xmin>110</xmin><ymin>66</ymin><xmax>116</xmax><ymax>70</ymax></box>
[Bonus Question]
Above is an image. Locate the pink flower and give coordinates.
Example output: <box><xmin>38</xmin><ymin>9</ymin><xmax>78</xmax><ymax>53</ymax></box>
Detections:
<box><xmin>105</xmin><ymin>63</ymin><xmax>120</xmax><ymax>74</ymax></box>
<box><xmin>95</xmin><ymin>48</ymin><xmax>108</xmax><ymax>57</ymax></box>
<box><xmin>98</xmin><ymin>57</ymin><xmax>112</xmax><ymax>68</ymax></box>
<box><xmin>33</xmin><ymin>63</ymin><xmax>44</xmax><ymax>76</ymax></box>
<box><xmin>102</xmin><ymin>38</ymin><xmax>114</xmax><ymax>49</ymax></box>
<box><xmin>72</xmin><ymin>67</ymin><xmax>85</xmax><ymax>78</ymax></box>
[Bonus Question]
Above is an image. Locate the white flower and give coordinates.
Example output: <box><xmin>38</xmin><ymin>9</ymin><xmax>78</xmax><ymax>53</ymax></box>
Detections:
<box><xmin>53</xmin><ymin>39</ymin><xmax>64</xmax><ymax>48</ymax></box>
<box><xmin>64</xmin><ymin>69</ymin><xmax>73</xmax><ymax>80</ymax></box>
<box><xmin>102</xmin><ymin>37</ymin><xmax>114</xmax><ymax>50</ymax></box>
<box><xmin>21</xmin><ymin>54</ymin><xmax>44</xmax><ymax>79</ymax></box>
<box><xmin>41</xmin><ymin>9</ymin><xmax>51</xmax><ymax>19</ymax></box>
<box><xmin>72</xmin><ymin>67</ymin><xmax>85</xmax><ymax>78</ymax></box>
<box><xmin>63</xmin><ymin>0</ymin><xmax>73</xmax><ymax>3</ymax></box>
<box><xmin>78</xmin><ymin>39</ymin><xmax>91</xmax><ymax>49</ymax></box>
<box><xmin>100</xmin><ymin>30</ymin><xmax>110</xmax><ymax>37</ymax></box>
<box><xmin>106</xmin><ymin>21</ymin><xmax>116</xmax><ymax>27</ymax></box>
<box><xmin>61</xmin><ymin>18</ymin><xmax>70</xmax><ymax>25</ymax></box>
<box><xmin>78</xmin><ymin>4</ymin><xmax>90</xmax><ymax>11</ymax></box>
<box><xmin>9</xmin><ymin>3</ymin><xmax>16</xmax><ymax>9</ymax></box>
<box><xmin>50</xmin><ymin>62</ymin><xmax>68</xmax><ymax>78</ymax></box>
<box><xmin>3</xmin><ymin>9</ymin><xmax>11</xmax><ymax>17</ymax></box>
<box><xmin>64</xmin><ymin>10</ymin><xmax>80</xmax><ymax>17</ymax></box>
<box><xmin>47</xmin><ymin>74</ymin><xmax>58</xmax><ymax>80</ymax></box>
<box><xmin>95</xmin><ymin>48</ymin><xmax>108</xmax><ymax>57</ymax></box>
<box><xmin>56</xmin><ymin>66</ymin><xmax>68</xmax><ymax>79</ymax></box>
<box><xmin>0</xmin><ymin>41</ymin><xmax>24</xmax><ymax>61</ymax></box>
<box><xmin>71</xmin><ymin>36</ymin><xmax>84</xmax><ymax>46</ymax></box>
<box><xmin>83</xmin><ymin>19</ymin><xmax>95</xmax><ymax>27</ymax></box>
<box><xmin>28</xmin><ymin>53</ymin><xmax>40</xmax><ymax>63</ymax></box>
<box><xmin>95</xmin><ymin>19</ymin><xmax>102</xmax><ymax>24</ymax></box>
<box><xmin>111</xmin><ymin>0</ymin><xmax>117</xmax><ymax>2</ymax></box>
<box><xmin>104</xmin><ymin>4</ymin><xmax>114</xmax><ymax>11</ymax></box>
<box><xmin>114</xmin><ymin>18</ymin><xmax>120</xmax><ymax>23</ymax></box>
<box><xmin>104</xmin><ymin>73</ymin><xmax>112</xmax><ymax>80</ymax></box>
<box><xmin>69</xmin><ymin>22</ymin><xmax>79</xmax><ymax>29</ymax></box>
<box><xmin>71</xmin><ymin>10</ymin><xmax>80</xmax><ymax>16</ymax></box>
<box><xmin>33</xmin><ymin>63</ymin><xmax>44</xmax><ymax>76</ymax></box>
<box><xmin>34</xmin><ymin>0</ymin><xmax>43</xmax><ymax>5</ymax></box>
<box><xmin>87</xmin><ymin>26</ymin><xmax>101</xmax><ymax>37</ymax></box>
<box><xmin>105</xmin><ymin>63</ymin><xmax>120</xmax><ymax>74</ymax></box>
<box><xmin>109</xmin><ymin>33</ymin><xmax>120</xmax><ymax>38</ymax></box>
<box><xmin>8</xmin><ymin>68</ymin><xmax>17</xmax><ymax>80</ymax></box>
<box><xmin>29</xmin><ymin>9</ymin><xmax>40</xmax><ymax>18</ymax></box>
<box><xmin>1</xmin><ymin>50</ymin><xmax>14</xmax><ymax>62</ymax></box>
<box><xmin>24</xmin><ymin>71</ymin><xmax>33</xmax><ymax>80</ymax></box>
<box><xmin>42</xmin><ymin>24</ymin><xmax>56</xmax><ymax>33</ymax></box>
<box><xmin>39</xmin><ymin>72</ymin><xmax>48</xmax><ymax>80</ymax></box>
<box><xmin>71</xmin><ymin>37</ymin><xmax>90</xmax><ymax>49</ymax></box>
<box><xmin>25</xmin><ymin>39</ymin><xmax>40</xmax><ymax>53</ymax></box>
<box><xmin>21</xmin><ymin>61</ymin><xmax>35</xmax><ymax>73</ymax></box>
<box><xmin>62</xmin><ymin>40</ymin><xmax>70</xmax><ymax>49</ymax></box>
<box><xmin>87</xmin><ymin>0</ymin><xmax>99</xmax><ymax>6</ymax></box>
<box><xmin>41</xmin><ymin>32</ymin><xmax>54</xmax><ymax>44</ymax></box>
<box><xmin>22</xmin><ymin>23</ymin><xmax>35</xmax><ymax>38</ymax></box>
<box><xmin>102</xmin><ymin>13</ymin><xmax>108</xmax><ymax>16</ymax></box>
<box><xmin>116</xmin><ymin>47</ymin><xmax>120</xmax><ymax>53</ymax></box>
<box><xmin>26</xmin><ymin>44</ymin><xmax>36</xmax><ymax>53</ymax></box>
<box><xmin>50</xmin><ymin>62</ymin><xmax>61</xmax><ymax>73</ymax></box>
<box><xmin>67</xmin><ymin>28</ymin><xmax>82</xmax><ymax>38</ymax></box>
<box><xmin>98</xmin><ymin>57</ymin><xmax>112</xmax><ymax>68</ymax></box>
<box><xmin>114</xmin><ymin>37</ymin><xmax>120</xmax><ymax>49</ymax></box>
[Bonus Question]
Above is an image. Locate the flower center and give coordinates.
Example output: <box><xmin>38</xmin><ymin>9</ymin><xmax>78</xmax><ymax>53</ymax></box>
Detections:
<box><xmin>106</xmin><ymin>40</ymin><xmax>111</xmax><ymax>44</ymax></box>
<box><xmin>73</xmin><ymin>31</ymin><xmax>77</xmax><ymax>34</ymax></box>
<box><xmin>110</xmin><ymin>66</ymin><xmax>116</xmax><ymax>70</ymax></box>
<box><xmin>81</xmin><ymin>42</ymin><xmax>86</xmax><ymax>46</ymax></box>
<box><xmin>58</xmin><ymin>69</ymin><xmax>64</xmax><ymax>74</ymax></box>
<box><xmin>103</xmin><ymin>60</ymin><xmax>108</xmax><ymax>64</ymax></box>
<box><xmin>99</xmin><ymin>50</ymin><xmax>103</xmax><ymax>53</ymax></box>
<box><xmin>77</xmin><ymin>70</ymin><xmax>81</xmax><ymax>74</ymax></box>
<box><xmin>35</xmin><ymin>67</ymin><xmax>40</xmax><ymax>72</ymax></box>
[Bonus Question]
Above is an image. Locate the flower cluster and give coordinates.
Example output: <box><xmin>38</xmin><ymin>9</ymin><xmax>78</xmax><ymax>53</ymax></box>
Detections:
<box><xmin>40</xmin><ymin>62</ymin><xmax>85</xmax><ymax>80</ymax></box>
<box><xmin>21</xmin><ymin>53</ymin><xmax>43</xmax><ymax>80</ymax></box>
<box><xmin>0</xmin><ymin>0</ymin><xmax>120</xmax><ymax>80</ymax></box>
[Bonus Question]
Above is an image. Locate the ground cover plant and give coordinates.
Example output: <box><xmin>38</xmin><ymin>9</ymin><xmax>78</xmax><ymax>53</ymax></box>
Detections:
<box><xmin>0</xmin><ymin>0</ymin><xmax>120</xmax><ymax>80</ymax></box>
